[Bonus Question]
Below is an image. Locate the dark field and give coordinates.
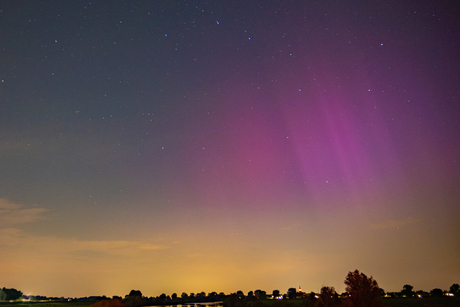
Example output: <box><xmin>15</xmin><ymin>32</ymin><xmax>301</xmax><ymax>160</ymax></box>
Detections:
<box><xmin>0</xmin><ymin>302</ymin><xmax>93</xmax><ymax>307</ymax></box>
<box><xmin>381</xmin><ymin>297</ymin><xmax>460</xmax><ymax>307</ymax></box>
<box><xmin>2</xmin><ymin>297</ymin><xmax>460</xmax><ymax>307</ymax></box>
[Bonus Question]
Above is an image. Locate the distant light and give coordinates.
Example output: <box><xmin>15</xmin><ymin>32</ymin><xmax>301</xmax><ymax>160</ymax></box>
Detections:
<box><xmin>299</xmin><ymin>89</ymin><xmax>301</xmax><ymax>91</ymax></box>
<box><xmin>216</xmin><ymin>21</ymin><xmax>219</xmax><ymax>24</ymax></box>
<box><xmin>248</xmin><ymin>37</ymin><xmax>251</xmax><ymax>40</ymax></box>
<box><xmin>54</xmin><ymin>40</ymin><xmax>57</xmax><ymax>43</ymax></box>
<box><xmin>165</xmin><ymin>34</ymin><xmax>168</xmax><ymax>36</ymax></box>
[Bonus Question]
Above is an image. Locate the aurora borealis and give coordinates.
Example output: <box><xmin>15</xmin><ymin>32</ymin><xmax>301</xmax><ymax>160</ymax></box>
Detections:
<box><xmin>1</xmin><ymin>0</ymin><xmax>459</xmax><ymax>298</ymax></box>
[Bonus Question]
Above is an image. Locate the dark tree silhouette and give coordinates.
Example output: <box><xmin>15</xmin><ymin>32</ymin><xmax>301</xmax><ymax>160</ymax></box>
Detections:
<box><xmin>344</xmin><ymin>270</ymin><xmax>382</xmax><ymax>307</ymax></box>
<box><xmin>272</xmin><ymin>290</ymin><xmax>280</xmax><ymax>297</ymax></box>
<box><xmin>450</xmin><ymin>284</ymin><xmax>459</xmax><ymax>296</ymax></box>
<box><xmin>287</xmin><ymin>288</ymin><xmax>297</xmax><ymax>299</ymax></box>
<box><xmin>125</xmin><ymin>290</ymin><xmax>143</xmax><ymax>307</ymax></box>
<box><xmin>255</xmin><ymin>290</ymin><xmax>266</xmax><ymax>300</ymax></box>
<box><xmin>128</xmin><ymin>290</ymin><xmax>142</xmax><ymax>298</ymax></box>
<box><xmin>209</xmin><ymin>292</ymin><xmax>217</xmax><ymax>298</ymax></box>
<box><xmin>430</xmin><ymin>288</ymin><xmax>443</xmax><ymax>297</ymax></box>
<box><xmin>318</xmin><ymin>286</ymin><xmax>340</xmax><ymax>307</ymax></box>
<box><xmin>402</xmin><ymin>285</ymin><xmax>414</xmax><ymax>297</ymax></box>
<box><xmin>0</xmin><ymin>288</ymin><xmax>23</xmax><ymax>301</ymax></box>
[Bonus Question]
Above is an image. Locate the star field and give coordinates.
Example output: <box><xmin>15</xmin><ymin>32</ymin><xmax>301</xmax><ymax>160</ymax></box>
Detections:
<box><xmin>0</xmin><ymin>0</ymin><xmax>459</xmax><ymax>298</ymax></box>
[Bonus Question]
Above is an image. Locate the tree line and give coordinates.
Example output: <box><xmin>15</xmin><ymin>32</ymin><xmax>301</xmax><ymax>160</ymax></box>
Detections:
<box><xmin>89</xmin><ymin>270</ymin><xmax>460</xmax><ymax>307</ymax></box>
<box><xmin>0</xmin><ymin>288</ymin><xmax>23</xmax><ymax>301</ymax></box>
<box><xmin>2</xmin><ymin>270</ymin><xmax>459</xmax><ymax>307</ymax></box>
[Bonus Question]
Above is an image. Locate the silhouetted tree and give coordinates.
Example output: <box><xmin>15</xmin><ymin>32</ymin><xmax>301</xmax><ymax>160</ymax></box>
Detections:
<box><xmin>171</xmin><ymin>293</ymin><xmax>177</xmax><ymax>300</ymax></box>
<box><xmin>236</xmin><ymin>291</ymin><xmax>244</xmax><ymax>299</ymax></box>
<box><xmin>0</xmin><ymin>288</ymin><xmax>23</xmax><ymax>301</ymax></box>
<box><xmin>124</xmin><ymin>290</ymin><xmax>143</xmax><ymax>307</ymax></box>
<box><xmin>272</xmin><ymin>290</ymin><xmax>280</xmax><ymax>297</ymax></box>
<box><xmin>208</xmin><ymin>292</ymin><xmax>217</xmax><ymax>298</ymax></box>
<box><xmin>401</xmin><ymin>285</ymin><xmax>414</xmax><ymax>297</ymax></box>
<box><xmin>128</xmin><ymin>290</ymin><xmax>142</xmax><ymax>298</ymax></box>
<box><xmin>287</xmin><ymin>288</ymin><xmax>297</xmax><ymax>299</ymax></box>
<box><xmin>255</xmin><ymin>290</ymin><xmax>266</xmax><ymax>300</ymax></box>
<box><xmin>181</xmin><ymin>292</ymin><xmax>189</xmax><ymax>299</ymax></box>
<box><xmin>344</xmin><ymin>270</ymin><xmax>382</xmax><ymax>307</ymax></box>
<box><xmin>450</xmin><ymin>284</ymin><xmax>459</xmax><ymax>296</ymax></box>
<box><xmin>430</xmin><ymin>288</ymin><xmax>443</xmax><ymax>297</ymax></box>
<box><xmin>318</xmin><ymin>286</ymin><xmax>340</xmax><ymax>307</ymax></box>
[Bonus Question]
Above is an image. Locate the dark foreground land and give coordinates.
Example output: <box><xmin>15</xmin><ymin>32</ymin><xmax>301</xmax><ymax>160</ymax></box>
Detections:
<box><xmin>0</xmin><ymin>302</ymin><xmax>92</xmax><ymax>307</ymax></box>
<box><xmin>381</xmin><ymin>297</ymin><xmax>460</xmax><ymax>307</ymax></box>
<box><xmin>0</xmin><ymin>302</ymin><xmax>93</xmax><ymax>307</ymax></box>
<box><xmin>2</xmin><ymin>297</ymin><xmax>460</xmax><ymax>307</ymax></box>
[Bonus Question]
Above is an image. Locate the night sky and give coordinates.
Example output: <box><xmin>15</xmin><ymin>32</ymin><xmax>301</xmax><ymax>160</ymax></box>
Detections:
<box><xmin>1</xmin><ymin>0</ymin><xmax>460</xmax><ymax>298</ymax></box>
